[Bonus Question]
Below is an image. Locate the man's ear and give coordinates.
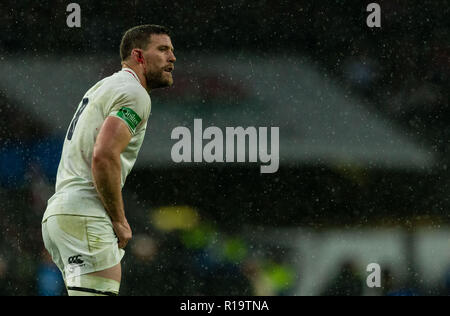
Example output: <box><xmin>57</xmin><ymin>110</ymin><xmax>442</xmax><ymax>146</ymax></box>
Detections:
<box><xmin>132</xmin><ymin>49</ymin><xmax>144</xmax><ymax>64</ymax></box>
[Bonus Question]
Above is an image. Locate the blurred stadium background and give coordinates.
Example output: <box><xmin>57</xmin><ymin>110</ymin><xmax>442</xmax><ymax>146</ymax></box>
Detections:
<box><xmin>0</xmin><ymin>0</ymin><xmax>449</xmax><ymax>295</ymax></box>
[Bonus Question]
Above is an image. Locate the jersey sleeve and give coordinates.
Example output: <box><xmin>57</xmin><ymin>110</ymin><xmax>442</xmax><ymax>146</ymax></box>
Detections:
<box><xmin>106</xmin><ymin>85</ymin><xmax>150</xmax><ymax>135</ymax></box>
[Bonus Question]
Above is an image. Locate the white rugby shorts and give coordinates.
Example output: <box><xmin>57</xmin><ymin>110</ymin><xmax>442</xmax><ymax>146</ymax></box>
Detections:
<box><xmin>42</xmin><ymin>215</ymin><xmax>125</xmax><ymax>280</ymax></box>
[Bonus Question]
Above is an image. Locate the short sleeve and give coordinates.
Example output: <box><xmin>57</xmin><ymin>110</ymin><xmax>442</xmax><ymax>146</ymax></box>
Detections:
<box><xmin>107</xmin><ymin>85</ymin><xmax>150</xmax><ymax>135</ymax></box>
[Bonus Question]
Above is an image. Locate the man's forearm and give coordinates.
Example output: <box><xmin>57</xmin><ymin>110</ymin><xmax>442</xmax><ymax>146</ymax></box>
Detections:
<box><xmin>92</xmin><ymin>154</ymin><xmax>126</xmax><ymax>222</ymax></box>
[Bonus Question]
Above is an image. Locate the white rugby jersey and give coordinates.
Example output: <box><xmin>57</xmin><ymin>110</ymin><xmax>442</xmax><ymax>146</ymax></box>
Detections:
<box><xmin>43</xmin><ymin>68</ymin><xmax>151</xmax><ymax>221</ymax></box>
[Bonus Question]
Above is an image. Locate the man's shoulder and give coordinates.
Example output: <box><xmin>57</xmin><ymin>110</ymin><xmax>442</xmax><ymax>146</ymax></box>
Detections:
<box><xmin>87</xmin><ymin>70</ymin><xmax>150</xmax><ymax>115</ymax></box>
<box><xmin>108</xmin><ymin>71</ymin><xmax>150</xmax><ymax>104</ymax></box>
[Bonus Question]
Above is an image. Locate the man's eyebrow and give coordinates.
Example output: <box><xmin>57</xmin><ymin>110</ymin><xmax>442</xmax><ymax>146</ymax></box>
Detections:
<box><xmin>158</xmin><ymin>45</ymin><xmax>174</xmax><ymax>51</ymax></box>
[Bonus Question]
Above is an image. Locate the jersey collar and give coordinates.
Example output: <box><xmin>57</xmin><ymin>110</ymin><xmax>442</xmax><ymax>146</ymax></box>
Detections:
<box><xmin>122</xmin><ymin>67</ymin><xmax>141</xmax><ymax>84</ymax></box>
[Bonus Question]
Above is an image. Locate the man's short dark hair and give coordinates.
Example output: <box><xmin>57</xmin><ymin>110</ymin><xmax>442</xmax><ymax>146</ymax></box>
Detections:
<box><xmin>120</xmin><ymin>24</ymin><xmax>171</xmax><ymax>61</ymax></box>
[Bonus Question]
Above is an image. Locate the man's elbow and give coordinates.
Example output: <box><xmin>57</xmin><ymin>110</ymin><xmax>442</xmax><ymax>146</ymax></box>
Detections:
<box><xmin>92</xmin><ymin>148</ymin><xmax>119</xmax><ymax>168</ymax></box>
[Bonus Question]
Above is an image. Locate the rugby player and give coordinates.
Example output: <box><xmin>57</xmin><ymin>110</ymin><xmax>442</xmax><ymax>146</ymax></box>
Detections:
<box><xmin>42</xmin><ymin>24</ymin><xmax>176</xmax><ymax>296</ymax></box>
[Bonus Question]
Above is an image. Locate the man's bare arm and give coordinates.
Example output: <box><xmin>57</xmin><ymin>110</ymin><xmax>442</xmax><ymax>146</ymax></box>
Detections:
<box><xmin>92</xmin><ymin>116</ymin><xmax>132</xmax><ymax>248</ymax></box>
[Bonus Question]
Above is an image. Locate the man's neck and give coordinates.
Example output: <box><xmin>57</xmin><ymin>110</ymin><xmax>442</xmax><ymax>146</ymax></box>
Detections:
<box><xmin>121</xmin><ymin>63</ymin><xmax>149</xmax><ymax>92</ymax></box>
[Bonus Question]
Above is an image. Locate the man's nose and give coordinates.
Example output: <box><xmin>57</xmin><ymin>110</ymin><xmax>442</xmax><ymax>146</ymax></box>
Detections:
<box><xmin>168</xmin><ymin>51</ymin><xmax>176</xmax><ymax>63</ymax></box>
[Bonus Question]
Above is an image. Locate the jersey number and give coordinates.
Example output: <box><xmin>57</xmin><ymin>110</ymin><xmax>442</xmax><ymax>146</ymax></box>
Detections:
<box><xmin>67</xmin><ymin>97</ymin><xmax>89</xmax><ymax>140</ymax></box>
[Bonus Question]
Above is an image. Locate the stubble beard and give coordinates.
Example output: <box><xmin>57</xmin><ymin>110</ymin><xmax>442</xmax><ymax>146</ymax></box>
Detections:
<box><xmin>145</xmin><ymin>68</ymin><xmax>173</xmax><ymax>90</ymax></box>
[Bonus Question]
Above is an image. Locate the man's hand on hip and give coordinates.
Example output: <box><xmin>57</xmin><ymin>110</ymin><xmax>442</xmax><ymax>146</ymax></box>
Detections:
<box><xmin>112</xmin><ymin>219</ymin><xmax>132</xmax><ymax>249</ymax></box>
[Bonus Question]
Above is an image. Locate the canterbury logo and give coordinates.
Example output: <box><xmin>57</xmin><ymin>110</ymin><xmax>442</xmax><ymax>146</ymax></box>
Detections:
<box><xmin>68</xmin><ymin>255</ymin><xmax>84</xmax><ymax>265</ymax></box>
